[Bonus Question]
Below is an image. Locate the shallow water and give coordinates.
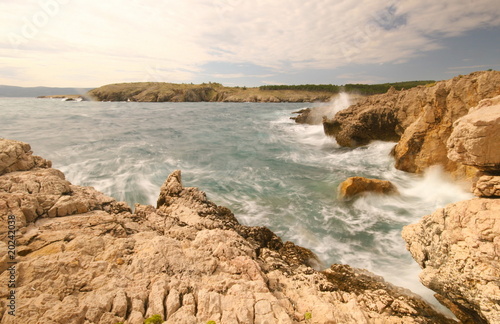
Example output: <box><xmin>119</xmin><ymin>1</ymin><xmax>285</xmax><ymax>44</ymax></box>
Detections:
<box><xmin>0</xmin><ymin>97</ymin><xmax>472</xmax><ymax>309</ymax></box>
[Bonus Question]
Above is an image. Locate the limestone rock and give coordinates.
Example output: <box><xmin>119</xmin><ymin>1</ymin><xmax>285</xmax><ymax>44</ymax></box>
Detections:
<box><xmin>473</xmin><ymin>175</ymin><xmax>500</xmax><ymax>197</ymax></box>
<box><xmin>338</xmin><ymin>176</ymin><xmax>398</xmax><ymax>199</ymax></box>
<box><xmin>0</xmin><ymin>139</ymin><xmax>455</xmax><ymax>323</ymax></box>
<box><xmin>0</xmin><ymin>138</ymin><xmax>51</xmax><ymax>175</ymax></box>
<box><xmin>402</xmin><ymin>198</ymin><xmax>500</xmax><ymax>323</ymax></box>
<box><xmin>323</xmin><ymin>71</ymin><xmax>500</xmax><ymax>177</ymax></box>
<box><xmin>447</xmin><ymin>95</ymin><xmax>500</xmax><ymax>172</ymax></box>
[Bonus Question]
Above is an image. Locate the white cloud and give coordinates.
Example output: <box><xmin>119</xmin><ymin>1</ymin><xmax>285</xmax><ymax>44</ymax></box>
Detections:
<box><xmin>0</xmin><ymin>0</ymin><xmax>499</xmax><ymax>86</ymax></box>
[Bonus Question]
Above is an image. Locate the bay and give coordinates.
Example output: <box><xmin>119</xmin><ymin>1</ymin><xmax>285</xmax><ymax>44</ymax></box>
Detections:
<box><xmin>0</xmin><ymin>97</ymin><xmax>472</xmax><ymax>308</ymax></box>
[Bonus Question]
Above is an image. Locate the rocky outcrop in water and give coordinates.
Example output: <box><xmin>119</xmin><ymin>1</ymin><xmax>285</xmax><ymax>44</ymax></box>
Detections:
<box><xmin>0</xmin><ymin>138</ymin><xmax>454</xmax><ymax>323</ymax></box>
<box><xmin>338</xmin><ymin>177</ymin><xmax>398</xmax><ymax>200</ymax></box>
<box><xmin>323</xmin><ymin>71</ymin><xmax>500</xmax><ymax>177</ymax></box>
<box><xmin>402</xmin><ymin>96</ymin><xmax>500</xmax><ymax>324</ymax></box>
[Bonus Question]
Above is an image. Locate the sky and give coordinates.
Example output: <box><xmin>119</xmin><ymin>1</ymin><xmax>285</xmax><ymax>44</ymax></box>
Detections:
<box><xmin>1</xmin><ymin>0</ymin><xmax>500</xmax><ymax>88</ymax></box>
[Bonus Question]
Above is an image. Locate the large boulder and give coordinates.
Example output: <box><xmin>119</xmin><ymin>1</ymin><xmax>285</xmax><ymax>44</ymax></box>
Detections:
<box><xmin>323</xmin><ymin>71</ymin><xmax>500</xmax><ymax>177</ymax></box>
<box><xmin>0</xmin><ymin>139</ymin><xmax>455</xmax><ymax>324</ymax></box>
<box><xmin>447</xmin><ymin>95</ymin><xmax>500</xmax><ymax>172</ymax></box>
<box><xmin>338</xmin><ymin>176</ymin><xmax>398</xmax><ymax>200</ymax></box>
<box><xmin>402</xmin><ymin>198</ymin><xmax>500</xmax><ymax>324</ymax></box>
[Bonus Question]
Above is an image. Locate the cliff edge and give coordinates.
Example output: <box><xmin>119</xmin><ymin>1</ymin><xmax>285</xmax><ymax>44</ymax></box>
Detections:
<box><xmin>0</xmin><ymin>138</ymin><xmax>454</xmax><ymax>323</ymax></box>
<box><xmin>323</xmin><ymin>71</ymin><xmax>500</xmax><ymax>178</ymax></box>
<box><xmin>402</xmin><ymin>96</ymin><xmax>500</xmax><ymax>324</ymax></box>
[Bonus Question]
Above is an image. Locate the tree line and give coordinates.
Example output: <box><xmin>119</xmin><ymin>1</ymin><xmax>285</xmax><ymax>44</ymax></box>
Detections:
<box><xmin>259</xmin><ymin>80</ymin><xmax>435</xmax><ymax>95</ymax></box>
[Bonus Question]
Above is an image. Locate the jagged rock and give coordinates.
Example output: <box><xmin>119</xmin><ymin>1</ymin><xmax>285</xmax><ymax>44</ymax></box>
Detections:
<box><xmin>338</xmin><ymin>176</ymin><xmax>398</xmax><ymax>199</ymax></box>
<box><xmin>447</xmin><ymin>95</ymin><xmax>500</xmax><ymax>172</ymax></box>
<box><xmin>291</xmin><ymin>106</ymin><xmax>333</xmax><ymax>125</ymax></box>
<box><xmin>290</xmin><ymin>108</ymin><xmax>315</xmax><ymax>124</ymax></box>
<box><xmin>0</xmin><ymin>139</ymin><xmax>455</xmax><ymax>323</ymax></box>
<box><xmin>402</xmin><ymin>198</ymin><xmax>500</xmax><ymax>323</ymax></box>
<box><xmin>0</xmin><ymin>139</ymin><xmax>130</xmax><ymax>234</ymax></box>
<box><xmin>473</xmin><ymin>175</ymin><xmax>500</xmax><ymax>197</ymax></box>
<box><xmin>323</xmin><ymin>71</ymin><xmax>500</xmax><ymax>177</ymax></box>
<box><xmin>0</xmin><ymin>138</ymin><xmax>51</xmax><ymax>175</ymax></box>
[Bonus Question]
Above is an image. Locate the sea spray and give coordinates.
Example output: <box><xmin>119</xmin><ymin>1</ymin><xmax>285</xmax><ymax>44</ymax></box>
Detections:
<box><xmin>292</xmin><ymin>92</ymin><xmax>353</xmax><ymax>125</ymax></box>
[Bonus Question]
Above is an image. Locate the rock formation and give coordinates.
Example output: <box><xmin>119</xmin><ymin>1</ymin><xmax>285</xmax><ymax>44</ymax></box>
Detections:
<box><xmin>338</xmin><ymin>177</ymin><xmax>398</xmax><ymax>200</ymax></box>
<box><xmin>291</xmin><ymin>106</ymin><xmax>337</xmax><ymax>125</ymax></box>
<box><xmin>402</xmin><ymin>198</ymin><xmax>500</xmax><ymax>324</ymax></box>
<box><xmin>402</xmin><ymin>96</ymin><xmax>500</xmax><ymax>323</ymax></box>
<box><xmin>447</xmin><ymin>96</ymin><xmax>500</xmax><ymax>173</ymax></box>
<box><xmin>323</xmin><ymin>71</ymin><xmax>500</xmax><ymax>178</ymax></box>
<box><xmin>0</xmin><ymin>138</ymin><xmax>455</xmax><ymax>323</ymax></box>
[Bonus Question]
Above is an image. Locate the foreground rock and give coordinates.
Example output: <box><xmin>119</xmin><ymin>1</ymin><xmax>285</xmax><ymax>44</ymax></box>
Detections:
<box><xmin>323</xmin><ymin>71</ymin><xmax>500</xmax><ymax>178</ymax></box>
<box><xmin>0</xmin><ymin>138</ymin><xmax>454</xmax><ymax>323</ymax></box>
<box><xmin>402</xmin><ymin>198</ymin><xmax>500</xmax><ymax>324</ymax></box>
<box><xmin>338</xmin><ymin>177</ymin><xmax>398</xmax><ymax>200</ymax></box>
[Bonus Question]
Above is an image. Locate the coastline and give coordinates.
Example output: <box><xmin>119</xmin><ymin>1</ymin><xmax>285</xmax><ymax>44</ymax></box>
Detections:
<box><xmin>0</xmin><ymin>138</ymin><xmax>455</xmax><ymax>323</ymax></box>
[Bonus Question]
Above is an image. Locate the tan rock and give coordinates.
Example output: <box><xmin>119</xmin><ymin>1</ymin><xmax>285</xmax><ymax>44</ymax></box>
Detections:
<box><xmin>323</xmin><ymin>71</ymin><xmax>500</xmax><ymax>178</ymax></box>
<box><xmin>402</xmin><ymin>198</ymin><xmax>500</xmax><ymax>323</ymax></box>
<box><xmin>0</xmin><ymin>138</ymin><xmax>51</xmax><ymax>175</ymax></box>
<box><xmin>473</xmin><ymin>175</ymin><xmax>500</xmax><ymax>197</ymax></box>
<box><xmin>338</xmin><ymin>176</ymin><xmax>398</xmax><ymax>199</ymax></box>
<box><xmin>447</xmin><ymin>95</ymin><xmax>500</xmax><ymax>172</ymax></box>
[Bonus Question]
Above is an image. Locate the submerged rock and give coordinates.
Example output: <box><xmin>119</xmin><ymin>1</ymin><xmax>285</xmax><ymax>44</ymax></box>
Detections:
<box><xmin>0</xmin><ymin>138</ymin><xmax>454</xmax><ymax>323</ymax></box>
<box><xmin>323</xmin><ymin>71</ymin><xmax>500</xmax><ymax>178</ymax></box>
<box><xmin>338</xmin><ymin>176</ymin><xmax>398</xmax><ymax>200</ymax></box>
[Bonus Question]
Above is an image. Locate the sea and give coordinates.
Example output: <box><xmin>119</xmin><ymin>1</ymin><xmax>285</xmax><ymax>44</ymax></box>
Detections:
<box><xmin>0</xmin><ymin>96</ymin><xmax>472</xmax><ymax>310</ymax></box>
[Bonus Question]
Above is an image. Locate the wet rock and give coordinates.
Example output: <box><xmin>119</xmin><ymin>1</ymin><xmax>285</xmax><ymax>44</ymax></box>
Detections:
<box><xmin>338</xmin><ymin>176</ymin><xmax>398</xmax><ymax>199</ymax></box>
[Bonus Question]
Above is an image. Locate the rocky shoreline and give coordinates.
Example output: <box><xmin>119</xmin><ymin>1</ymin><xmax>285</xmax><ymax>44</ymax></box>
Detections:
<box><xmin>0</xmin><ymin>138</ymin><xmax>454</xmax><ymax>323</ymax></box>
<box><xmin>1</xmin><ymin>71</ymin><xmax>499</xmax><ymax>323</ymax></box>
<box><xmin>322</xmin><ymin>70</ymin><xmax>500</xmax><ymax>179</ymax></box>
<box><xmin>323</xmin><ymin>71</ymin><xmax>500</xmax><ymax>323</ymax></box>
<box><xmin>292</xmin><ymin>70</ymin><xmax>500</xmax><ymax>323</ymax></box>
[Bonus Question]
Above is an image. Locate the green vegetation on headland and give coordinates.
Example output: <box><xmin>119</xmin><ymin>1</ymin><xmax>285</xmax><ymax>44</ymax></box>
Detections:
<box><xmin>85</xmin><ymin>80</ymin><xmax>435</xmax><ymax>102</ymax></box>
<box><xmin>259</xmin><ymin>80</ymin><xmax>435</xmax><ymax>95</ymax></box>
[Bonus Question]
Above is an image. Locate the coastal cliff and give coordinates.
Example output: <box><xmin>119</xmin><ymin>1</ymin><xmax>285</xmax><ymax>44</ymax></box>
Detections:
<box><xmin>0</xmin><ymin>138</ymin><xmax>454</xmax><ymax>323</ymax></box>
<box><xmin>323</xmin><ymin>71</ymin><xmax>500</xmax><ymax>178</ymax></box>
<box><xmin>402</xmin><ymin>96</ymin><xmax>500</xmax><ymax>324</ymax></box>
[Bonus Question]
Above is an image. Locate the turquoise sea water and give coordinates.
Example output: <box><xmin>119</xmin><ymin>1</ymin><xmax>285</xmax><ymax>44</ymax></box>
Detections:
<box><xmin>0</xmin><ymin>97</ymin><xmax>472</xmax><ymax>308</ymax></box>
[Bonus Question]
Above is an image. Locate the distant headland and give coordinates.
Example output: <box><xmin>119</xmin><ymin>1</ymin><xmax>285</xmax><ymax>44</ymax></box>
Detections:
<box><xmin>20</xmin><ymin>80</ymin><xmax>436</xmax><ymax>103</ymax></box>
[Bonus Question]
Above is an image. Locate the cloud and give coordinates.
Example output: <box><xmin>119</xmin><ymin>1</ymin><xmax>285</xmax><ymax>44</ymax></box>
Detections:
<box><xmin>0</xmin><ymin>0</ymin><xmax>499</xmax><ymax>86</ymax></box>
